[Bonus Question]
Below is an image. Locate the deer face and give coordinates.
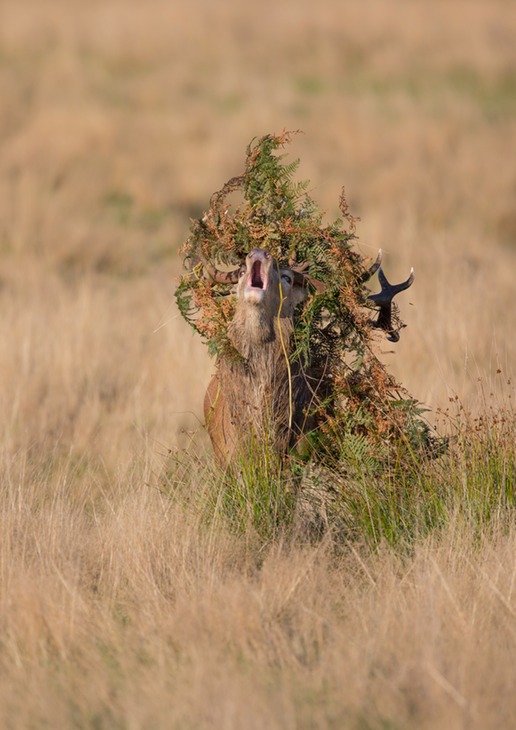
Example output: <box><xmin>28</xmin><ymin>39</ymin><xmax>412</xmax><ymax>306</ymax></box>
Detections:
<box><xmin>237</xmin><ymin>248</ymin><xmax>307</xmax><ymax>315</ymax></box>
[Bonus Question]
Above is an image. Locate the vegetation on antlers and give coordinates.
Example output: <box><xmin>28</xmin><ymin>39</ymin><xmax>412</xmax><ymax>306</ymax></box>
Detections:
<box><xmin>176</xmin><ymin>131</ymin><xmax>433</xmax><ymax>466</ymax></box>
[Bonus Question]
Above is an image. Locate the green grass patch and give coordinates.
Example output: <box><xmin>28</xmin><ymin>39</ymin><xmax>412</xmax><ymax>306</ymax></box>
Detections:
<box><xmin>167</xmin><ymin>406</ymin><xmax>515</xmax><ymax>552</ymax></box>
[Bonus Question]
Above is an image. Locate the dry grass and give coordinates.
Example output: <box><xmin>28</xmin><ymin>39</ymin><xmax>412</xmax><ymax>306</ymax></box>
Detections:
<box><xmin>1</xmin><ymin>469</ymin><xmax>515</xmax><ymax>729</ymax></box>
<box><xmin>0</xmin><ymin>0</ymin><xmax>515</xmax><ymax>727</ymax></box>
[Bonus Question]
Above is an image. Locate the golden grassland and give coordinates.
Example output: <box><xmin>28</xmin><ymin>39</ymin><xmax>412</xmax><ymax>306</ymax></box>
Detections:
<box><xmin>0</xmin><ymin>0</ymin><xmax>515</xmax><ymax>727</ymax></box>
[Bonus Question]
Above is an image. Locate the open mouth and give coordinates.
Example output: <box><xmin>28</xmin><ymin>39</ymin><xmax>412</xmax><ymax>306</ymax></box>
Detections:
<box><xmin>248</xmin><ymin>260</ymin><xmax>267</xmax><ymax>290</ymax></box>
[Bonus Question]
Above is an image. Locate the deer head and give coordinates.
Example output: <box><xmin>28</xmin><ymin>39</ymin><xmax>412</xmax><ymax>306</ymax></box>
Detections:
<box><xmin>193</xmin><ymin>248</ymin><xmax>307</xmax><ymax>357</ymax></box>
<box><xmin>232</xmin><ymin>249</ymin><xmax>307</xmax><ymax>349</ymax></box>
<box><xmin>191</xmin><ymin>246</ymin><xmax>414</xmax><ymax>346</ymax></box>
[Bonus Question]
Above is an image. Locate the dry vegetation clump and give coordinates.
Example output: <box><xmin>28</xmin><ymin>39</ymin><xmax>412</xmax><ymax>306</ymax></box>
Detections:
<box><xmin>175</xmin><ymin>132</ymin><xmax>441</xmax><ymax>539</ymax></box>
<box><xmin>177</xmin><ymin>132</ymin><xmax>432</xmax><ymax>471</ymax></box>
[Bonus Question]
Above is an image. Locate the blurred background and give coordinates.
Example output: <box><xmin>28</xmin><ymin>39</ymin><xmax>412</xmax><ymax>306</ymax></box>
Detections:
<box><xmin>0</xmin><ymin>0</ymin><xmax>515</xmax><ymax>470</ymax></box>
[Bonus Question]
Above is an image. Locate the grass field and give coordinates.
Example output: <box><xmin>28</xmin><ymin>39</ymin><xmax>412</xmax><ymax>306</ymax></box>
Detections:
<box><xmin>0</xmin><ymin>1</ymin><xmax>515</xmax><ymax>727</ymax></box>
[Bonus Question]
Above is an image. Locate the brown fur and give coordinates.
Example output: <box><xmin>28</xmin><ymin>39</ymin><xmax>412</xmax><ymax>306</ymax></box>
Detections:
<box><xmin>204</xmin><ymin>249</ymin><xmax>316</xmax><ymax>466</ymax></box>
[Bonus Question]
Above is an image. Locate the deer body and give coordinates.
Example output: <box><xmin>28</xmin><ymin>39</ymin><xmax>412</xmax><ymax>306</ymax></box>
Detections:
<box><xmin>203</xmin><ymin>249</ymin><xmax>311</xmax><ymax>465</ymax></box>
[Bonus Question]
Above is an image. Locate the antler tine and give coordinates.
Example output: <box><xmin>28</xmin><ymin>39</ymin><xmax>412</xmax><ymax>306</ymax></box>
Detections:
<box><xmin>368</xmin><ymin>266</ymin><xmax>414</xmax><ymax>306</ymax></box>
<box><xmin>290</xmin><ymin>259</ymin><xmax>310</xmax><ymax>274</ymax></box>
<box><xmin>368</xmin><ymin>265</ymin><xmax>415</xmax><ymax>342</ymax></box>
<box><xmin>360</xmin><ymin>249</ymin><xmax>383</xmax><ymax>283</ymax></box>
<box><xmin>204</xmin><ymin>264</ymin><xmax>241</xmax><ymax>285</ymax></box>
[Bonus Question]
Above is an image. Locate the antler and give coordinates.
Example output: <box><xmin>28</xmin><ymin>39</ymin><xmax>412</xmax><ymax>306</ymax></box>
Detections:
<box><xmin>186</xmin><ymin>245</ymin><xmax>414</xmax><ymax>345</ymax></box>
<box><xmin>367</xmin><ymin>265</ymin><xmax>415</xmax><ymax>342</ymax></box>
<box><xmin>204</xmin><ymin>264</ymin><xmax>241</xmax><ymax>285</ymax></box>
<box><xmin>186</xmin><ymin>251</ymin><xmax>241</xmax><ymax>285</ymax></box>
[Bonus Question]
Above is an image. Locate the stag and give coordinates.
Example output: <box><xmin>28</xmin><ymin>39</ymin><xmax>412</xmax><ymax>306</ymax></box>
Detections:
<box><xmin>199</xmin><ymin>248</ymin><xmax>414</xmax><ymax>466</ymax></box>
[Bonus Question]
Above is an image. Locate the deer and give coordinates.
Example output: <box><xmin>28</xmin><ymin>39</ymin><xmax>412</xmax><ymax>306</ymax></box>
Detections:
<box><xmin>197</xmin><ymin>248</ymin><xmax>414</xmax><ymax>466</ymax></box>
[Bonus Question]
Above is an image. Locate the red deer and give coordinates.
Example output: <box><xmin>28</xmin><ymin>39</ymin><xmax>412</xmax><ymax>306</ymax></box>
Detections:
<box><xmin>200</xmin><ymin>248</ymin><xmax>414</xmax><ymax>466</ymax></box>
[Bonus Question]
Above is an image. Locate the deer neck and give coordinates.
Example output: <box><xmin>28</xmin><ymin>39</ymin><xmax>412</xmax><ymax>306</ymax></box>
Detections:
<box><xmin>228</xmin><ymin>303</ymin><xmax>280</xmax><ymax>359</ymax></box>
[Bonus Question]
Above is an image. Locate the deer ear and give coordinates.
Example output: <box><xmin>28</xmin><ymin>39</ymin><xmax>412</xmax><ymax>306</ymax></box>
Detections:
<box><xmin>280</xmin><ymin>268</ymin><xmax>307</xmax><ymax>307</ymax></box>
<box><xmin>290</xmin><ymin>281</ymin><xmax>308</xmax><ymax>308</ymax></box>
